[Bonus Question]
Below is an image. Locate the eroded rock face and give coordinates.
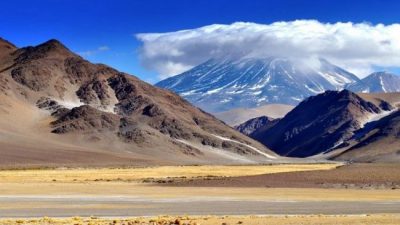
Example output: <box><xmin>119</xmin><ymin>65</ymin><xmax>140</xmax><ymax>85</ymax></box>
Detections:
<box><xmin>77</xmin><ymin>79</ymin><xmax>114</xmax><ymax>107</ymax></box>
<box><xmin>379</xmin><ymin>100</ymin><xmax>394</xmax><ymax>111</ymax></box>
<box><xmin>36</xmin><ymin>97</ymin><xmax>69</xmax><ymax>117</ymax></box>
<box><xmin>235</xmin><ymin>116</ymin><xmax>279</xmax><ymax>136</ymax></box>
<box><xmin>118</xmin><ymin>118</ymin><xmax>149</xmax><ymax>144</ymax></box>
<box><xmin>51</xmin><ymin>105</ymin><xmax>119</xmax><ymax>134</ymax></box>
<box><xmin>142</xmin><ymin>104</ymin><xmax>163</xmax><ymax>117</ymax></box>
<box><xmin>107</xmin><ymin>74</ymin><xmax>153</xmax><ymax>116</ymax></box>
<box><xmin>157</xmin><ymin>118</ymin><xmax>192</xmax><ymax>140</ymax></box>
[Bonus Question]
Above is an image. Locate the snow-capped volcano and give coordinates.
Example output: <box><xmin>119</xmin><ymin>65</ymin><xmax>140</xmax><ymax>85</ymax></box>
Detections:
<box><xmin>156</xmin><ymin>57</ymin><xmax>360</xmax><ymax>112</ymax></box>
<box><xmin>347</xmin><ymin>71</ymin><xmax>400</xmax><ymax>93</ymax></box>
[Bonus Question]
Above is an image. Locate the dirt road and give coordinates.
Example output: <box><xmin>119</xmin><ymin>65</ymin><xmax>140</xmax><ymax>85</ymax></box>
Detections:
<box><xmin>1</xmin><ymin>195</ymin><xmax>400</xmax><ymax>217</ymax></box>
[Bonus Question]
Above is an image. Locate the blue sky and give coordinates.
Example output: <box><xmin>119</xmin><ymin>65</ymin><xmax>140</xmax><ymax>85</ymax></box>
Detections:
<box><xmin>1</xmin><ymin>0</ymin><xmax>400</xmax><ymax>83</ymax></box>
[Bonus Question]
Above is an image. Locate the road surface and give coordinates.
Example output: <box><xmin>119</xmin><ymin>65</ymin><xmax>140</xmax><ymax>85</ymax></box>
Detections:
<box><xmin>1</xmin><ymin>195</ymin><xmax>400</xmax><ymax>217</ymax></box>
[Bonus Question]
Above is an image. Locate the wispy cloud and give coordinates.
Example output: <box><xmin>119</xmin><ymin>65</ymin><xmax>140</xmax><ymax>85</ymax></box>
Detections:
<box><xmin>79</xmin><ymin>45</ymin><xmax>111</xmax><ymax>57</ymax></box>
<box><xmin>137</xmin><ymin>20</ymin><xmax>400</xmax><ymax>79</ymax></box>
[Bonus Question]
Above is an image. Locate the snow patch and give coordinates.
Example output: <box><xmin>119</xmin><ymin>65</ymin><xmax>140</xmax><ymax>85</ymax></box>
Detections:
<box><xmin>257</xmin><ymin>97</ymin><xmax>267</xmax><ymax>102</ymax></box>
<box><xmin>168</xmin><ymin>77</ymin><xmax>183</xmax><ymax>89</ymax></box>
<box><xmin>304</xmin><ymin>84</ymin><xmax>321</xmax><ymax>94</ymax></box>
<box><xmin>320</xmin><ymin>72</ymin><xmax>353</xmax><ymax>88</ymax></box>
<box><xmin>220</xmin><ymin>98</ymin><xmax>231</xmax><ymax>103</ymax></box>
<box><xmin>291</xmin><ymin>97</ymin><xmax>302</xmax><ymax>101</ymax></box>
<box><xmin>211</xmin><ymin>134</ymin><xmax>277</xmax><ymax>159</ymax></box>
<box><xmin>180</xmin><ymin>90</ymin><xmax>197</xmax><ymax>96</ymax></box>
<box><xmin>360</xmin><ymin>109</ymin><xmax>396</xmax><ymax>128</ymax></box>
<box><xmin>380</xmin><ymin>76</ymin><xmax>387</xmax><ymax>92</ymax></box>
<box><xmin>251</xmin><ymin>91</ymin><xmax>262</xmax><ymax>95</ymax></box>
<box><xmin>205</xmin><ymin>87</ymin><xmax>224</xmax><ymax>95</ymax></box>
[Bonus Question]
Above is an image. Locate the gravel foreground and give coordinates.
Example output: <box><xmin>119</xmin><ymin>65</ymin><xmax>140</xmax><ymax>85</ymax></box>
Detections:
<box><xmin>1</xmin><ymin>214</ymin><xmax>400</xmax><ymax>225</ymax></box>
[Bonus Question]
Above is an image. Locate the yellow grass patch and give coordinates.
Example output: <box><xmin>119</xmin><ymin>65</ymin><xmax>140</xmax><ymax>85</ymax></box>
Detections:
<box><xmin>0</xmin><ymin>164</ymin><xmax>338</xmax><ymax>183</ymax></box>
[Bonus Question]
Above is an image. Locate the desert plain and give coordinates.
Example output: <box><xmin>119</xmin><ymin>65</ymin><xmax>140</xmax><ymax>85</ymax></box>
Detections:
<box><xmin>0</xmin><ymin>163</ymin><xmax>399</xmax><ymax>224</ymax></box>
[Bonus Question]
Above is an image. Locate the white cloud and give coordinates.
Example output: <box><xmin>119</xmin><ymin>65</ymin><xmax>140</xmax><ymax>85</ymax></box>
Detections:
<box><xmin>79</xmin><ymin>45</ymin><xmax>111</xmax><ymax>57</ymax></box>
<box><xmin>136</xmin><ymin>20</ymin><xmax>400</xmax><ymax>79</ymax></box>
<box><xmin>98</xmin><ymin>46</ymin><xmax>110</xmax><ymax>51</ymax></box>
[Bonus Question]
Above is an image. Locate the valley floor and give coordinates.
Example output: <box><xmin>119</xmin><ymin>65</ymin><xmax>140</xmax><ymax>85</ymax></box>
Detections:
<box><xmin>0</xmin><ymin>163</ymin><xmax>399</xmax><ymax>223</ymax></box>
<box><xmin>167</xmin><ymin>163</ymin><xmax>400</xmax><ymax>189</ymax></box>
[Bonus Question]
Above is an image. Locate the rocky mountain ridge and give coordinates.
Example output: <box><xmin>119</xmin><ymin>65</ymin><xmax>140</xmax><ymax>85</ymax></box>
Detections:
<box><xmin>247</xmin><ymin>90</ymin><xmax>398</xmax><ymax>159</ymax></box>
<box><xmin>0</xmin><ymin>38</ymin><xmax>277</xmax><ymax>167</ymax></box>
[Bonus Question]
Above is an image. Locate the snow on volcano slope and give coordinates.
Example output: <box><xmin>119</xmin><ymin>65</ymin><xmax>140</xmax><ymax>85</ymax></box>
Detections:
<box><xmin>156</xmin><ymin>57</ymin><xmax>360</xmax><ymax>112</ymax></box>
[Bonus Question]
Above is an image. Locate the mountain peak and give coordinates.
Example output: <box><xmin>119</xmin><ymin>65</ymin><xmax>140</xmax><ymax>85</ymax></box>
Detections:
<box><xmin>157</xmin><ymin>57</ymin><xmax>360</xmax><ymax>112</ymax></box>
<box><xmin>15</xmin><ymin>39</ymin><xmax>76</xmax><ymax>63</ymax></box>
<box><xmin>302</xmin><ymin>89</ymin><xmax>377</xmax><ymax>113</ymax></box>
<box><xmin>251</xmin><ymin>90</ymin><xmax>388</xmax><ymax>157</ymax></box>
<box><xmin>338</xmin><ymin>89</ymin><xmax>358</xmax><ymax>98</ymax></box>
<box><xmin>370</xmin><ymin>71</ymin><xmax>396</xmax><ymax>78</ymax></box>
<box><xmin>41</xmin><ymin>39</ymin><xmax>65</xmax><ymax>47</ymax></box>
<box><xmin>347</xmin><ymin>71</ymin><xmax>400</xmax><ymax>93</ymax></box>
<box><xmin>35</xmin><ymin>39</ymin><xmax>72</xmax><ymax>55</ymax></box>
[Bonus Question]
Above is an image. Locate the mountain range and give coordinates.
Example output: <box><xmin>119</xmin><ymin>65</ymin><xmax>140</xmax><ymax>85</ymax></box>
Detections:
<box><xmin>237</xmin><ymin>90</ymin><xmax>400</xmax><ymax>162</ymax></box>
<box><xmin>1</xmin><ymin>37</ymin><xmax>399</xmax><ymax>166</ymax></box>
<box><xmin>0</xmin><ymin>38</ymin><xmax>277</xmax><ymax>167</ymax></box>
<box><xmin>156</xmin><ymin>57</ymin><xmax>400</xmax><ymax>113</ymax></box>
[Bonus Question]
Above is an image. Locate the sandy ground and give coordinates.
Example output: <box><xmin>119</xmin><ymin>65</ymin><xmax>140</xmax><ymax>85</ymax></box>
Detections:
<box><xmin>1</xmin><ymin>183</ymin><xmax>400</xmax><ymax>201</ymax></box>
<box><xmin>1</xmin><ymin>214</ymin><xmax>400</xmax><ymax>225</ymax></box>
<box><xmin>0</xmin><ymin>181</ymin><xmax>399</xmax><ymax>217</ymax></box>
<box><xmin>0</xmin><ymin>186</ymin><xmax>399</xmax><ymax>217</ymax></box>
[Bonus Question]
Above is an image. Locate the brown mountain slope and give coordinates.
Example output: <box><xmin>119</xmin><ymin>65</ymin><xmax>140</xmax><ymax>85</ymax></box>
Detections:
<box><xmin>333</xmin><ymin>109</ymin><xmax>400</xmax><ymax>162</ymax></box>
<box><xmin>0</xmin><ymin>37</ymin><xmax>16</xmax><ymax>57</ymax></box>
<box><xmin>0</xmin><ymin>38</ymin><xmax>277</xmax><ymax>168</ymax></box>
<box><xmin>358</xmin><ymin>92</ymin><xmax>400</xmax><ymax>108</ymax></box>
<box><xmin>251</xmin><ymin>90</ymin><xmax>393</xmax><ymax>158</ymax></box>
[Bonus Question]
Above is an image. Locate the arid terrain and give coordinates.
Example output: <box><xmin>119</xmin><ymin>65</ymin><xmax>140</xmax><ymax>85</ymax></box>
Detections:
<box><xmin>169</xmin><ymin>163</ymin><xmax>400</xmax><ymax>189</ymax></box>
<box><xmin>3</xmin><ymin>1</ymin><xmax>400</xmax><ymax>224</ymax></box>
<box><xmin>0</xmin><ymin>163</ymin><xmax>399</xmax><ymax>223</ymax></box>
